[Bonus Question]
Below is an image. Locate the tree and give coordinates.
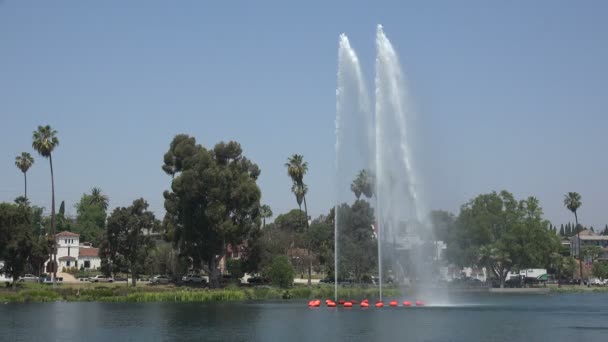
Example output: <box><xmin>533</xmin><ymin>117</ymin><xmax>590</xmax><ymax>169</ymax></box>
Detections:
<box><xmin>285</xmin><ymin>154</ymin><xmax>311</xmax><ymax>285</ymax></box>
<box><xmin>429</xmin><ymin>210</ymin><xmax>456</xmax><ymax>242</ymax></box>
<box><xmin>550</xmin><ymin>253</ymin><xmax>576</xmax><ymax>286</ymax></box>
<box><xmin>265</xmin><ymin>255</ymin><xmax>294</xmax><ymax>288</ymax></box>
<box><xmin>260</xmin><ymin>204</ymin><xmax>273</xmax><ymax>228</ymax></box>
<box><xmin>74</xmin><ymin>190</ymin><xmax>108</xmax><ymax>245</ymax></box>
<box><xmin>89</xmin><ymin>187</ymin><xmax>109</xmax><ymax>210</ymax></box>
<box><xmin>564</xmin><ymin>192</ymin><xmax>583</xmax><ymax>282</ymax></box>
<box><xmin>144</xmin><ymin>242</ymin><xmax>188</xmax><ymax>279</ymax></box>
<box><xmin>559</xmin><ymin>225</ymin><xmax>564</xmax><ymax>236</ymax></box>
<box><xmin>163</xmin><ymin>136</ymin><xmax>261</xmax><ymax>288</ymax></box>
<box><xmin>447</xmin><ymin>191</ymin><xmax>561</xmax><ymax>288</ymax></box>
<box><xmin>291</xmin><ymin>183</ymin><xmax>307</xmax><ymax>221</ymax></box>
<box><xmin>306</xmin><ymin>218</ymin><xmax>334</xmax><ymax>275</ymax></box>
<box><xmin>15</xmin><ymin>152</ymin><xmax>34</xmax><ymax>200</ymax></box>
<box><xmin>350</xmin><ymin>169</ymin><xmax>374</xmax><ymax>200</ymax></box>
<box><xmin>0</xmin><ymin>203</ymin><xmax>34</xmax><ymax>289</ymax></box>
<box><xmin>102</xmin><ymin>198</ymin><xmax>157</xmax><ymax>286</ymax></box>
<box><xmin>592</xmin><ymin>262</ymin><xmax>608</xmax><ymax>279</ymax></box>
<box><xmin>582</xmin><ymin>245</ymin><xmax>603</xmax><ymax>263</ymax></box>
<box><xmin>161</xmin><ymin>134</ymin><xmax>197</xmax><ymax>178</ymax></box>
<box><xmin>337</xmin><ymin>200</ymin><xmax>377</xmax><ymax>283</ymax></box>
<box><xmin>226</xmin><ymin>259</ymin><xmax>244</xmax><ymax>282</ymax></box>
<box><xmin>32</xmin><ymin>125</ymin><xmax>59</xmax><ymax>284</ymax></box>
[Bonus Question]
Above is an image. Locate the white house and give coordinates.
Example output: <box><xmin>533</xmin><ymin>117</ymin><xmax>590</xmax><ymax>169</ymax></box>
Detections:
<box><xmin>45</xmin><ymin>231</ymin><xmax>101</xmax><ymax>271</ymax></box>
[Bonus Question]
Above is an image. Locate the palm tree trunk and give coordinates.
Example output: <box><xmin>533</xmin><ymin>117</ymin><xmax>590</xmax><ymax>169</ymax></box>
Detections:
<box><xmin>50</xmin><ymin>154</ymin><xmax>57</xmax><ymax>287</ymax></box>
<box><xmin>24</xmin><ymin>172</ymin><xmax>27</xmax><ymax>200</ymax></box>
<box><xmin>303</xmin><ymin>195</ymin><xmax>311</xmax><ymax>286</ymax></box>
<box><xmin>575</xmin><ymin>211</ymin><xmax>583</xmax><ymax>283</ymax></box>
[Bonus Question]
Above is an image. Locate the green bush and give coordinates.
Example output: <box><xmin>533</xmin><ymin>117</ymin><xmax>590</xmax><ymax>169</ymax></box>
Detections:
<box><xmin>592</xmin><ymin>261</ymin><xmax>608</xmax><ymax>279</ymax></box>
<box><xmin>226</xmin><ymin>259</ymin><xmax>244</xmax><ymax>280</ymax></box>
<box><xmin>265</xmin><ymin>256</ymin><xmax>294</xmax><ymax>289</ymax></box>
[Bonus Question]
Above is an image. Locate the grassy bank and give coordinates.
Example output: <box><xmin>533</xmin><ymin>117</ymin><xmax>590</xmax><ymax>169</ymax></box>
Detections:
<box><xmin>548</xmin><ymin>285</ymin><xmax>608</xmax><ymax>293</ymax></box>
<box><xmin>0</xmin><ymin>284</ymin><xmax>399</xmax><ymax>303</ymax></box>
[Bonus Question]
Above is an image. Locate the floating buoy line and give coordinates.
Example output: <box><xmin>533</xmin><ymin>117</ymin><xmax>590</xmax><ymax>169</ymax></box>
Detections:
<box><xmin>308</xmin><ymin>299</ymin><xmax>425</xmax><ymax>308</ymax></box>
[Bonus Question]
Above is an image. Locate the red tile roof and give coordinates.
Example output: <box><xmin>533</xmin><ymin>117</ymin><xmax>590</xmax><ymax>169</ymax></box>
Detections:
<box><xmin>79</xmin><ymin>247</ymin><xmax>99</xmax><ymax>258</ymax></box>
<box><xmin>56</xmin><ymin>231</ymin><xmax>79</xmax><ymax>237</ymax></box>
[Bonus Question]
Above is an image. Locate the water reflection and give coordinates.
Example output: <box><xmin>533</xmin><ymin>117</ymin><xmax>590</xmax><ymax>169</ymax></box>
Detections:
<box><xmin>1</xmin><ymin>294</ymin><xmax>608</xmax><ymax>342</ymax></box>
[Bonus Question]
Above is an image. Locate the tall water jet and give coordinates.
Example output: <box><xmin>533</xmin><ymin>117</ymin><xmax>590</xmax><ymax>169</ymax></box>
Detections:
<box><xmin>334</xmin><ymin>26</ymin><xmax>438</xmax><ymax>303</ymax></box>
<box><xmin>335</xmin><ymin>33</ymin><xmax>373</xmax><ymax>301</ymax></box>
<box><xmin>375</xmin><ymin>24</ymin><xmax>434</xmax><ymax>298</ymax></box>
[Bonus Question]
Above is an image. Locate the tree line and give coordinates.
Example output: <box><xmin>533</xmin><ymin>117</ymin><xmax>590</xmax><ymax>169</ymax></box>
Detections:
<box><xmin>3</xmin><ymin>128</ymin><xmax>607</xmax><ymax>289</ymax></box>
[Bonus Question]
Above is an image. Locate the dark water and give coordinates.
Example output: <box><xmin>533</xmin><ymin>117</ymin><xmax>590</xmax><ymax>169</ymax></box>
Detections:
<box><xmin>1</xmin><ymin>293</ymin><xmax>608</xmax><ymax>341</ymax></box>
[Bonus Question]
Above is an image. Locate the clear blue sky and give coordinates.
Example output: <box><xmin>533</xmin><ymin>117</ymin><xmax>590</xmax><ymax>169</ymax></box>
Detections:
<box><xmin>1</xmin><ymin>0</ymin><xmax>606</xmax><ymax>229</ymax></box>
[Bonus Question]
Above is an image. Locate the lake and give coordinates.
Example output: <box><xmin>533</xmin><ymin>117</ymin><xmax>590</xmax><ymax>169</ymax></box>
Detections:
<box><xmin>1</xmin><ymin>293</ymin><xmax>607</xmax><ymax>341</ymax></box>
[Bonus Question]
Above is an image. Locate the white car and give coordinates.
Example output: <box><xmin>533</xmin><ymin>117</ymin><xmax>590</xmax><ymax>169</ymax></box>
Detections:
<box><xmin>182</xmin><ymin>274</ymin><xmax>207</xmax><ymax>284</ymax></box>
<box><xmin>150</xmin><ymin>275</ymin><xmax>170</xmax><ymax>284</ymax></box>
<box><xmin>588</xmin><ymin>278</ymin><xmax>603</xmax><ymax>286</ymax></box>
<box><xmin>19</xmin><ymin>274</ymin><xmax>39</xmax><ymax>283</ymax></box>
<box><xmin>89</xmin><ymin>275</ymin><xmax>113</xmax><ymax>283</ymax></box>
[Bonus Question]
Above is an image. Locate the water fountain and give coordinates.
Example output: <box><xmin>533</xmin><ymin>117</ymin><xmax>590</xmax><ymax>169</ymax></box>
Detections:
<box><xmin>335</xmin><ymin>25</ymin><xmax>438</xmax><ymax>302</ymax></box>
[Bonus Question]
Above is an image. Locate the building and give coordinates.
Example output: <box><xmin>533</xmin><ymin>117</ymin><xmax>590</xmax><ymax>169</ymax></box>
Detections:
<box><xmin>45</xmin><ymin>231</ymin><xmax>101</xmax><ymax>271</ymax></box>
<box><xmin>569</xmin><ymin>229</ymin><xmax>608</xmax><ymax>261</ymax></box>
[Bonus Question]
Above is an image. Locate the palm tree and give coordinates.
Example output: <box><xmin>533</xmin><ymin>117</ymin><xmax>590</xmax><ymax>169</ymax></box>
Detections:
<box><xmin>291</xmin><ymin>183</ymin><xmax>307</xmax><ymax>220</ymax></box>
<box><xmin>285</xmin><ymin>154</ymin><xmax>311</xmax><ymax>285</ymax></box>
<box><xmin>260</xmin><ymin>204</ymin><xmax>273</xmax><ymax>228</ymax></box>
<box><xmin>15</xmin><ymin>152</ymin><xmax>34</xmax><ymax>199</ymax></box>
<box><xmin>90</xmin><ymin>187</ymin><xmax>109</xmax><ymax>210</ymax></box>
<box><xmin>32</xmin><ymin>125</ymin><xmax>59</xmax><ymax>284</ymax></box>
<box><xmin>564</xmin><ymin>192</ymin><xmax>583</xmax><ymax>282</ymax></box>
<box><xmin>350</xmin><ymin>169</ymin><xmax>374</xmax><ymax>200</ymax></box>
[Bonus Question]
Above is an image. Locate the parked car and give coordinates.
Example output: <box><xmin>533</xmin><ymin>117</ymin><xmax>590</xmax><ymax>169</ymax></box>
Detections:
<box><xmin>150</xmin><ymin>275</ymin><xmax>170</xmax><ymax>284</ymax></box>
<box><xmin>89</xmin><ymin>275</ymin><xmax>113</xmax><ymax>283</ymax></box>
<box><xmin>588</xmin><ymin>278</ymin><xmax>603</xmax><ymax>286</ymax></box>
<box><xmin>19</xmin><ymin>274</ymin><xmax>39</xmax><ymax>283</ymax></box>
<box><xmin>247</xmin><ymin>276</ymin><xmax>270</xmax><ymax>285</ymax></box>
<box><xmin>113</xmin><ymin>276</ymin><xmax>128</xmax><ymax>282</ymax></box>
<box><xmin>182</xmin><ymin>274</ymin><xmax>207</xmax><ymax>284</ymax></box>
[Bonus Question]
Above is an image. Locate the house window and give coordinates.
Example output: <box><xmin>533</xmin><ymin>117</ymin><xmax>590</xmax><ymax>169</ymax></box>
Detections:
<box><xmin>66</xmin><ymin>261</ymin><xmax>71</xmax><ymax>267</ymax></box>
<box><xmin>84</xmin><ymin>260</ymin><xmax>90</xmax><ymax>268</ymax></box>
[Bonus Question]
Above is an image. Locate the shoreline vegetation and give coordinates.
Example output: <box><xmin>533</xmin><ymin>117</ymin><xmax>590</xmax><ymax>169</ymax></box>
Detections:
<box><xmin>1</xmin><ymin>284</ymin><xmax>607</xmax><ymax>303</ymax></box>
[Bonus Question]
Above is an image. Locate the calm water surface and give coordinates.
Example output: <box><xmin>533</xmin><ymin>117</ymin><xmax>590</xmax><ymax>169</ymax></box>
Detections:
<box><xmin>1</xmin><ymin>293</ymin><xmax>608</xmax><ymax>341</ymax></box>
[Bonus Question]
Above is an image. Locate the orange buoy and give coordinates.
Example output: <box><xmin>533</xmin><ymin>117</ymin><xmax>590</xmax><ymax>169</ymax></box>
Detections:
<box><xmin>375</xmin><ymin>301</ymin><xmax>384</xmax><ymax>308</ymax></box>
<box><xmin>344</xmin><ymin>302</ymin><xmax>353</xmax><ymax>308</ymax></box>
<box><xmin>403</xmin><ymin>300</ymin><xmax>412</xmax><ymax>307</ymax></box>
<box><xmin>308</xmin><ymin>300</ymin><xmax>315</xmax><ymax>307</ymax></box>
<box><xmin>312</xmin><ymin>300</ymin><xmax>321</xmax><ymax>307</ymax></box>
<box><xmin>362</xmin><ymin>298</ymin><xmax>369</xmax><ymax>303</ymax></box>
<box><xmin>360</xmin><ymin>301</ymin><xmax>369</xmax><ymax>308</ymax></box>
<box><xmin>415</xmin><ymin>300</ymin><xmax>425</xmax><ymax>307</ymax></box>
<box><xmin>327</xmin><ymin>301</ymin><xmax>336</xmax><ymax>307</ymax></box>
<box><xmin>389</xmin><ymin>300</ymin><xmax>398</xmax><ymax>307</ymax></box>
<box><xmin>338</xmin><ymin>299</ymin><xmax>346</xmax><ymax>305</ymax></box>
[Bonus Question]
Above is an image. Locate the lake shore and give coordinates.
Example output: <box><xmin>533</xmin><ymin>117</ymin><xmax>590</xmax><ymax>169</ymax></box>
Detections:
<box><xmin>2</xmin><ymin>283</ymin><xmax>607</xmax><ymax>303</ymax></box>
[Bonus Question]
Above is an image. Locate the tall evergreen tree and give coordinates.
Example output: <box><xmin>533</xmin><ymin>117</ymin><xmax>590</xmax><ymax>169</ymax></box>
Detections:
<box><xmin>559</xmin><ymin>225</ymin><xmax>564</xmax><ymax>236</ymax></box>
